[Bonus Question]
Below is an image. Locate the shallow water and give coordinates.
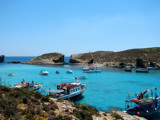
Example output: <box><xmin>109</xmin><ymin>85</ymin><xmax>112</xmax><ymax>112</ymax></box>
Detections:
<box><xmin>1</xmin><ymin>57</ymin><xmax>160</xmax><ymax>113</ymax></box>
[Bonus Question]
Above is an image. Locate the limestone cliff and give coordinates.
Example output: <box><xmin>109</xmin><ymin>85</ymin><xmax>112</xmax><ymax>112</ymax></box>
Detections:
<box><xmin>24</xmin><ymin>52</ymin><xmax>64</xmax><ymax>65</ymax></box>
<box><xmin>69</xmin><ymin>47</ymin><xmax>160</xmax><ymax>66</ymax></box>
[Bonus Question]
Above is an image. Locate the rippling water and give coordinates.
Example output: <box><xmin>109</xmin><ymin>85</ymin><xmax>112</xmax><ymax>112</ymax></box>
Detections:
<box><xmin>1</xmin><ymin>57</ymin><xmax>160</xmax><ymax>117</ymax></box>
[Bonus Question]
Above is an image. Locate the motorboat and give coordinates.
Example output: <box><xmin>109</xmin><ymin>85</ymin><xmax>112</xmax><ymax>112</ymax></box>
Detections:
<box><xmin>66</xmin><ymin>69</ymin><xmax>72</xmax><ymax>73</ymax></box>
<box><xmin>40</xmin><ymin>70</ymin><xmax>49</xmax><ymax>75</ymax></box>
<box><xmin>147</xmin><ymin>67</ymin><xmax>156</xmax><ymax>70</ymax></box>
<box><xmin>83</xmin><ymin>67</ymin><xmax>101</xmax><ymax>73</ymax></box>
<box><xmin>13</xmin><ymin>81</ymin><xmax>42</xmax><ymax>91</ymax></box>
<box><xmin>136</xmin><ymin>68</ymin><xmax>149</xmax><ymax>73</ymax></box>
<box><xmin>46</xmin><ymin>80</ymin><xmax>86</xmax><ymax>99</ymax></box>
<box><xmin>75</xmin><ymin>76</ymin><xmax>88</xmax><ymax>80</ymax></box>
<box><xmin>8</xmin><ymin>72</ymin><xmax>14</xmax><ymax>76</ymax></box>
<box><xmin>125</xmin><ymin>87</ymin><xmax>160</xmax><ymax>119</ymax></box>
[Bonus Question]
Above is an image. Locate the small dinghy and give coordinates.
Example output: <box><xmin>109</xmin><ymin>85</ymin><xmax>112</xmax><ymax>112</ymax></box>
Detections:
<box><xmin>136</xmin><ymin>68</ymin><xmax>149</xmax><ymax>73</ymax></box>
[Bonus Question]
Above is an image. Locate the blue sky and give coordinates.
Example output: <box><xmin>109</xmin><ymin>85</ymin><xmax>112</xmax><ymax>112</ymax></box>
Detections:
<box><xmin>0</xmin><ymin>0</ymin><xmax>160</xmax><ymax>56</ymax></box>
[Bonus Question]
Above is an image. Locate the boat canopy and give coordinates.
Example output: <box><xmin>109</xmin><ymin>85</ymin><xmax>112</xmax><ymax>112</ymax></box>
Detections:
<box><xmin>45</xmin><ymin>89</ymin><xmax>64</xmax><ymax>94</ymax></box>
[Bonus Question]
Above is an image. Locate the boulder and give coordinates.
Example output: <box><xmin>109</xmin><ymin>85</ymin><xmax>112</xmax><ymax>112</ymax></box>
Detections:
<box><xmin>23</xmin><ymin>52</ymin><xmax>64</xmax><ymax>65</ymax></box>
<box><xmin>0</xmin><ymin>55</ymin><xmax>5</xmax><ymax>62</ymax></box>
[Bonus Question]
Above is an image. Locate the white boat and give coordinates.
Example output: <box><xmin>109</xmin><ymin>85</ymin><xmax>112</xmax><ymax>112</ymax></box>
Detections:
<box><xmin>13</xmin><ymin>81</ymin><xmax>42</xmax><ymax>91</ymax></box>
<box><xmin>8</xmin><ymin>72</ymin><xmax>14</xmax><ymax>76</ymax></box>
<box><xmin>83</xmin><ymin>67</ymin><xmax>101</xmax><ymax>73</ymax></box>
<box><xmin>66</xmin><ymin>69</ymin><xmax>72</xmax><ymax>73</ymax></box>
<box><xmin>40</xmin><ymin>70</ymin><xmax>49</xmax><ymax>75</ymax></box>
<box><xmin>46</xmin><ymin>80</ymin><xmax>86</xmax><ymax>99</ymax></box>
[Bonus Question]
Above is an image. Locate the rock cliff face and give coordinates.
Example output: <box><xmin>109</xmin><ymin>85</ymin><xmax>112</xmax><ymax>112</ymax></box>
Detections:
<box><xmin>0</xmin><ymin>55</ymin><xmax>5</xmax><ymax>62</ymax></box>
<box><xmin>69</xmin><ymin>47</ymin><xmax>160</xmax><ymax>66</ymax></box>
<box><xmin>24</xmin><ymin>52</ymin><xmax>64</xmax><ymax>65</ymax></box>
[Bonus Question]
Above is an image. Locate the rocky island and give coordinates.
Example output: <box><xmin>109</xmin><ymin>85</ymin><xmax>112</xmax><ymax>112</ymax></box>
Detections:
<box><xmin>70</xmin><ymin>47</ymin><xmax>160</xmax><ymax>68</ymax></box>
<box><xmin>23</xmin><ymin>52</ymin><xmax>64</xmax><ymax>65</ymax></box>
<box><xmin>0</xmin><ymin>55</ymin><xmax>5</xmax><ymax>62</ymax></box>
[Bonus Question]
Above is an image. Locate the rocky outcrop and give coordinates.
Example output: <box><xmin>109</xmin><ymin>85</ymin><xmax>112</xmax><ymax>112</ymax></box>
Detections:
<box><xmin>24</xmin><ymin>52</ymin><xmax>64</xmax><ymax>65</ymax></box>
<box><xmin>0</xmin><ymin>55</ymin><xmax>5</xmax><ymax>62</ymax></box>
<box><xmin>69</xmin><ymin>47</ymin><xmax>160</xmax><ymax>67</ymax></box>
<box><xmin>8</xmin><ymin>61</ymin><xmax>21</xmax><ymax>64</ymax></box>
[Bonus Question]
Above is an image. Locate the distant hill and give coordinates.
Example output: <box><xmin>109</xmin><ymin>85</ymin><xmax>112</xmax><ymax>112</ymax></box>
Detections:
<box><xmin>70</xmin><ymin>47</ymin><xmax>160</xmax><ymax>65</ymax></box>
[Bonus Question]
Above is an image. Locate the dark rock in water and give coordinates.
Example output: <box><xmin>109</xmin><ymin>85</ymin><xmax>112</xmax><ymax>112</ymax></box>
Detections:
<box><xmin>8</xmin><ymin>61</ymin><xmax>21</xmax><ymax>64</ymax></box>
<box><xmin>23</xmin><ymin>52</ymin><xmax>64</xmax><ymax>65</ymax></box>
<box><xmin>136</xmin><ymin>58</ymin><xmax>145</xmax><ymax>68</ymax></box>
<box><xmin>0</xmin><ymin>55</ymin><xmax>5</xmax><ymax>62</ymax></box>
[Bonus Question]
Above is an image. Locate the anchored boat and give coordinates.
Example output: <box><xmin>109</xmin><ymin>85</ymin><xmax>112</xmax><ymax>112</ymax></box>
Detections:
<box><xmin>83</xmin><ymin>67</ymin><xmax>101</xmax><ymax>73</ymax></box>
<box><xmin>125</xmin><ymin>87</ymin><xmax>160</xmax><ymax>118</ymax></box>
<box><xmin>40</xmin><ymin>70</ymin><xmax>49</xmax><ymax>75</ymax></box>
<box><xmin>46</xmin><ymin>80</ymin><xmax>86</xmax><ymax>99</ymax></box>
<box><xmin>75</xmin><ymin>76</ymin><xmax>88</xmax><ymax>80</ymax></box>
<box><xmin>66</xmin><ymin>69</ymin><xmax>72</xmax><ymax>73</ymax></box>
<box><xmin>136</xmin><ymin>68</ymin><xmax>149</xmax><ymax>73</ymax></box>
<box><xmin>8</xmin><ymin>72</ymin><xmax>14</xmax><ymax>76</ymax></box>
<box><xmin>13</xmin><ymin>81</ymin><xmax>42</xmax><ymax>91</ymax></box>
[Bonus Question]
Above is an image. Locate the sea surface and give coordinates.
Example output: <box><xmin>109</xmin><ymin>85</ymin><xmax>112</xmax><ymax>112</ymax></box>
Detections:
<box><xmin>1</xmin><ymin>57</ymin><xmax>160</xmax><ymax>116</ymax></box>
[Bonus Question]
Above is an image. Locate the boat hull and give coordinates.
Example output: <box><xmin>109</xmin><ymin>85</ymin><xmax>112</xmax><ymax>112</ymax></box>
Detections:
<box><xmin>57</xmin><ymin>89</ymin><xmax>84</xmax><ymax>100</ymax></box>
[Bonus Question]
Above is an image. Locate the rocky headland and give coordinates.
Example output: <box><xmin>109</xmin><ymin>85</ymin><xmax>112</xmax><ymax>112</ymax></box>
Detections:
<box><xmin>70</xmin><ymin>47</ymin><xmax>160</xmax><ymax>68</ymax></box>
<box><xmin>23</xmin><ymin>52</ymin><xmax>64</xmax><ymax>65</ymax></box>
<box><xmin>0</xmin><ymin>55</ymin><xmax>5</xmax><ymax>62</ymax></box>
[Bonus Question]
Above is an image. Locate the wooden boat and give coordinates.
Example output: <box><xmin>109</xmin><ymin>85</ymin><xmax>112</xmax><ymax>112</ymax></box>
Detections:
<box><xmin>46</xmin><ymin>80</ymin><xmax>86</xmax><ymax>99</ymax></box>
<box><xmin>125</xmin><ymin>67</ymin><xmax>132</xmax><ymax>72</ymax></box>
<box><xmin>125</xmin><ymin>87</ymin><xmax>160</xmax><ymax>119</ymax></box>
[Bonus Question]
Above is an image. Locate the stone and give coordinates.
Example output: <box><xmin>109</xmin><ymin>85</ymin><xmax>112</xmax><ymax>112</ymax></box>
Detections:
<box><xmin>0</xmin><ymin>55</ymin><xmax>5</xmax><ymax>62</ymax></box>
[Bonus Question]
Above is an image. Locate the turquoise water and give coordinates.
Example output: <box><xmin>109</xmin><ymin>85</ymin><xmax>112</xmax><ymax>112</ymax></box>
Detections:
<box><xmin>1</xmin><ymin>57</ymin><xmax>160</xmax><ymax>113</ymax></box>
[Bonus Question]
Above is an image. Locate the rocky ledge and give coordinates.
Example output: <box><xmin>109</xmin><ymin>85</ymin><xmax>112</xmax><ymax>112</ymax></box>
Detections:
<box><xmin>23</xmin><ymin>52</ymin><xmax>64</xmax><ymax>65</ymax></box>
<box><xmin>0</xmin><ymin>55</ymin><xmax>5</xmax><ymax>62</ymax></box>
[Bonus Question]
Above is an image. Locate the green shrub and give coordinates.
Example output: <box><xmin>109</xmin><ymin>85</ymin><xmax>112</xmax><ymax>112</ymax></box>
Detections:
<box><xmin>41</xmin><ymin>96</ymin><xmax>49</xmax><ymax>102</ymax></box>
<box><xmin>111</xmin><ymin>113</ymin><xmax>124</xmax><ymax>120</ymax></box>
<box><xmin>55</xmin><ymin>115</ymin><xmax>72</xmax><ymax>120</ymax></box>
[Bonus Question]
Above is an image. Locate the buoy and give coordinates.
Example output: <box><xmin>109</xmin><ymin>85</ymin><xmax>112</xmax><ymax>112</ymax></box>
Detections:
<box><xmin>137</xmin><ymin>112</ymin><xmax>140</xmax><ymax>116</ymax></box>
<box><xmin>80</xmin><ymin>92</ymin><xmax>83</xmax><ymax>95</ymax></box>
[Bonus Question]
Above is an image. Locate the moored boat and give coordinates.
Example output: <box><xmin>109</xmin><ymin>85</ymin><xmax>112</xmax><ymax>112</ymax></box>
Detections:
<box><xmin>83</xmin><ymin>67</ymin><xmax>101</xmax><ymax>73</ymax></box>
<box><xmin>75</xmin><ymin>76</ymin><xmax>88</xmax><ymax>80</ymax></box>
<box><xmin>8</xmin><ymin>72</ymin><xmax>14</xmax><ymax>76</ymax></box>
<box><xmin>40</xmin><ymin>70</ymin><xmax>49</xmax><ymax>75</ymax></box>
<box><xmin>136</xmin><ymin>68</ymin><xmax>149</xmax><ymax>73</ymax></box>
<box><xmin>125</xmin><ymin>67</ymin><xmax>132</xmax><ymax>72</ymax></box>
<box><xmin>46</xmin><ymin>80</ymin><xmax>86</xmax><ymax>99</ymax></box>
<box><xmin>147</xmin><ymin>67</ymin><xmax>156</xmax><ymax>70</ymax></box>
<box><xmin>66</xmin><ymin>69</ymin><xmax>72</xmax><ymax>73</ymax></box>
<box><xmin>13</xmin><ymin>81</ymin><xmax>42</xmax><ymax>91</ymax></box>
<box><xmin>125</xmin><ymin>87</ymin><xmax>160</xmax><ymax>118</ymax></box>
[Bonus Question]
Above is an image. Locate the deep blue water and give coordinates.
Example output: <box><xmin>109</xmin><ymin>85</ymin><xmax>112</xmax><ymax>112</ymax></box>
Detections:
<box><xmin>1</xmin><ymin>57</ymin><xmax>160</xmax><ymax>119</ymax></box>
